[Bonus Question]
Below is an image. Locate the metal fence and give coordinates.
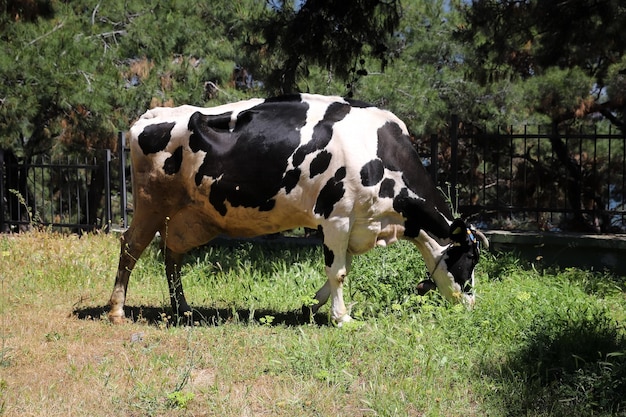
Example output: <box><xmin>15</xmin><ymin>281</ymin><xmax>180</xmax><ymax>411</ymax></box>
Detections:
<box><xmin>0</xmin><ymin>151</ymin><xmax>108</xmax><ymax>232</ymax></box>
<box><xmin>424</xmin><ymin>118</ymin><xmax>626</xmax><ymax>233</ymax></box>
<box><xmin>2</xmin><ymin>122</ymin><xmax>626</xmax><ymax>234</ymax></box>
<box><xmin>0</xmin><ymin>133</ymin><xmax>129</xmax><ymax>233</ymax></box>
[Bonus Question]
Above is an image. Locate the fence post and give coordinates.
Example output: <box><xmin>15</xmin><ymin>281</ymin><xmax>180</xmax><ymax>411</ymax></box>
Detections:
<box><xmin>104</xmin><ymin>149</ymin><xmax>112</xmax><ymax>232</ymax></box>
<box><xmin>0</xmin><ymin>150</ymin><xmax>5</xmax><ymax>232</ymax></box>
<box><xmin>430</xmin><ymin>134</ymin><xmax>438</xmax><ymax>184</ymax></box>
<box><xmin>450</xmin><ymin>114</ymin><xmax>459</xmax><ymax>208</ymax></box>
<box><xmin>118</xmin><ymin>131</ymin><xmax>128</xmax><ymax>229</ymax></box>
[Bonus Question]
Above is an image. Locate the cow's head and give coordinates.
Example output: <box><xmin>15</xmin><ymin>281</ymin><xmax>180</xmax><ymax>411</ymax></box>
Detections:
<box><xmin>422</xmin><ymin>219</ymin><xmax>485</xmax><ymax>306</ymax></box>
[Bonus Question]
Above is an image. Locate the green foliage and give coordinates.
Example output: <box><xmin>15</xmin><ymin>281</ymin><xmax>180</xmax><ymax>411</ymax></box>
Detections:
<box><xmin>3</xmin><ymin>0</ymin><xmax>623</xmax><ymax>160</ymax></box>
<box><xmin>166</xmin><ymin>390</ymin><xmax>194</xmax><ymax>410</ymax></box>
<box><xmin>523</xmin><ymin>67</ymin><xmax>594</xmax><ymax>121</ymax></box>
<box><xmin>456</xmin><ymin>0</ymin><xmax>626</xmax><ymax>126</ymax></box>
<box><xmin>460</xmin><ymin>266</ymin><xmax>626</xmax><ymax>416</ymax></box>
<box><xmin>244</xmin><ymin>0</ymin><xmax>402</xmax><ymax>94</ymax></box>
<box><xmin>351</xmin><ymin>0</ymin><xmax>467</xmax><ymax>132</ymax></box>
<box><xmin>348</xmin><ymin>241</ymin><xmax>430</xmax><ymax>318</ymax></box>
<box><xmin>606</xmin><ymin>54</ymin><xmax>626</xmax><ymax>107</ymax></box>
<box><xmin>0</xmin><ymin>0</ymin><xmax>262</xmax><ymax>158</ymax></box>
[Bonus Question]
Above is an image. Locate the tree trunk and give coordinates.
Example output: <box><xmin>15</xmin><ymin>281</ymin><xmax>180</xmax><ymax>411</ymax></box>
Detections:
<box><xmin>549</xmin><ymin>122</ymin><xmax>591</xmax><ymax>231</ymax></box>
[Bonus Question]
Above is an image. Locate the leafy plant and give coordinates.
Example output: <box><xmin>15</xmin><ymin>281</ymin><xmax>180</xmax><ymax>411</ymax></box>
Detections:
<box><xmin>166</xmin><ymin>390</ymin><xmax>194</xmax><ymax>410</ymax></box>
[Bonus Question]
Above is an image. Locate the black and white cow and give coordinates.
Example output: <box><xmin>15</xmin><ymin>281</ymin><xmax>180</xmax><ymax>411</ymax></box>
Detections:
<box><xmin>108</xmin><ymin>93</ymin><xmax>485</xmax><ymax>325</ymax></box>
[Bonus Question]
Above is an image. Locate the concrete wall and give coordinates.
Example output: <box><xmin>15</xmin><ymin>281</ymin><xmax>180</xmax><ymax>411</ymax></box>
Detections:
<box><xmin>485</xmin><ymin>230</ymin><xmax>626</xmax><ymax>275</ymax></box>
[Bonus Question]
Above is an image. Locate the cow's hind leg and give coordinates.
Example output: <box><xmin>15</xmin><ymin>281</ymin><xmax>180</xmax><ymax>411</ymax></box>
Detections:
<box><xmin>108</xmin><ymin>225</ymin><xmax>157</xmax><ymax>324</ymax></box>
<box><xmin>307</xmin><ymin>253</ymin><xmax>352</xmax><ymax>315</ymax></box>
<box><xmin>164</xmin><ymin>249</ymin><xmax>192</xmax><ymax>324</ymax></box>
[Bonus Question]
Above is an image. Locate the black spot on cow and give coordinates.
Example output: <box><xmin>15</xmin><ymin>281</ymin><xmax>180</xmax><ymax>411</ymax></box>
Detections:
<box><xmin>376</xmin><ymin>122</ymin><xmax>411</xmax><ymax>172</ymax></box>
<box><xmin>392</xmin><ymin>188</ymin><xmax>449</xmax><ymax>239</ymax></box>
<box><xmin>378</xmin><ymin>122</ymin><xmax>453</xmax><ymax>239</ymax></box>
<box><xmin>314</xmin><ymin>167</ymin><xmax>346</xmax><ymax>218</ymax></box>
<box><xmin>163</xmin><ymin>146</ymin><xmax>183</xmax><ymax>175</ymax></box>
<box><xmin>323</xmin><ymin>244</ymin><xmax>335</xmax><ymax>268</ymax></box>
<box><xmin>138</xmin><ymin>122</ymin><xmax>176</xmax><ymax>155</ymax></box>
<box><xmin>360</xmin><ymin>159</ymin><xmax>384</xmax><ymax>186</ymax></box>
<box><xmin>292</xmin><ymin>102</ymin><xmax>351</xmax><ymax>167</ymax></box>
<box><xmin>189</xmin><ymin>101</ymin><xmax>308</xmax><ymax>216</ymax></box>
<box><xmin>392</xmin><ymin>188</ymin><xmax>418</xmax><ymax>237</ymax></box>
<box><xmin>189</xmin><ymin>112</ymin><xmax>234</xmax><ymax>155</ymax></box>
<box><xmin>379</xmin><ymin>178</ymin><xmax>395</xmax><ymax>198</ymax></box>
<box><xmin>309</xmin><ymin>150</ymin><xmax>332</xmax><ymax>178</ymax></box>
<box><xmin>282</xmin><ymin>168</ymin><xmax>301</xmax><ymax>194</ymax></box>
<box><xmin>258</xmin><ymin>198</ymin><xmax>276</xmax><ymax>211</ymax></box>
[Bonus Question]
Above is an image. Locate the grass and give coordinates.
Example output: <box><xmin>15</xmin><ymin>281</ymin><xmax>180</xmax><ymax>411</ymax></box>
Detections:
<box><xmin>0</xmin><ymin>231</ymin><xmax>625</xmax><ymax>416</ymax></box>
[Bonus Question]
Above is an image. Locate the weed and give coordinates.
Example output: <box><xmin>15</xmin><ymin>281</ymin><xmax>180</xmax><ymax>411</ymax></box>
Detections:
<box><xmin>166</xmin><ymin>390</ymin><xmax>194</xmax><ymax>409</ymax></box>
<box><xmin>44</xmin><ymin>332</ymin><xmax>62</xmax><ymax>342</ymax></box>
<box><xmin>438</xmin><ymin>181</ymin><xmax>462</xmax><ymax>218</ymax></box>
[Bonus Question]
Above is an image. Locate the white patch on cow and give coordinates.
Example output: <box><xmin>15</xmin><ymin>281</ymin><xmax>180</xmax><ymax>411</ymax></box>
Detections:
<box><xmin>183</xmin><ymin>149</ymin><xmax>206</xmax><ymax>182</ymax></box>
<box><xmin>414</xmin><ymin>231</ymin><xmax>450</xmax><ymax>280</ymax></box>
<box><xmin>149</xmin><ymin>151</ymin><xmax>174</xmax><ymax>174</ymax></box>
<box><xmin>139</xmin><ymin>104</ymin><xmax>207</xmax><ymax>120</ymax></box>
<box><xmin>413</xmin><ymin>230</ymin><xmax>475</xmax><ymax>307</ymax></box>
<box><xmin>131</xmin><ymin>99</ymin><xmax>265</xmax><ymax>143</ymax></box>
<box><xmin>194</xmin><ymin>98</ymin><xmax>265</xmax><ymax>125</ymax></box>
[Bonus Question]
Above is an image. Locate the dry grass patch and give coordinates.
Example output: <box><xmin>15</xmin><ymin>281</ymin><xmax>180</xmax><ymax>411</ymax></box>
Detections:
<box><xmin>0</xmin><ymin>232</ymin><xmax>391</xmax><ymax>416</ymax></box>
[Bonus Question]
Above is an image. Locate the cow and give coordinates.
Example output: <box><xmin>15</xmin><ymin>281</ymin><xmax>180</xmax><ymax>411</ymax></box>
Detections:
<box><xmin>108</xmin><ymin>93</ymin><xmax>486</xmax><ymax>326</ymax></box>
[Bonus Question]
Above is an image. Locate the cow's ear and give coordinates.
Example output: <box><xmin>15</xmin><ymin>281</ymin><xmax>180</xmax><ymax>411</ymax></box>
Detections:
<box><xmin>449</xmin><ymin>219</ymin><xmax>468</xmax><ymax>244</ymax></box>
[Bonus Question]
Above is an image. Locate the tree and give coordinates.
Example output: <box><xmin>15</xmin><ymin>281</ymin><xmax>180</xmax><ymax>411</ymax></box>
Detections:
<box><xmin>244</xmin><ymin>0</ymin><xmax>402</xmax><ymax>95</ymax></box>
<box><xmin>455</xmin><ymin>0</ymin><xmax>626</xmax><ymax>130</ymax></box>
<box><xmin>353</xmin><ymin>0</ymin><xmax>470</xmax><ymax>132</ymax></box>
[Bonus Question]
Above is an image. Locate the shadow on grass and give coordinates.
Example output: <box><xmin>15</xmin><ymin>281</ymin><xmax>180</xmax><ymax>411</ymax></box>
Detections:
<box><xmin>73</xmin><ymin>304</ymin><xmax>330</xmax><ymax>327</ymax></box>
<box><xmin>479</xmin><ymin>306</ymin><xmax>626</xmax><ymax>416</ymax></box>
<box><xmin>75</xmin><ymin>238</ymin><xmax>330</xmax><ymax>326</ymax></box>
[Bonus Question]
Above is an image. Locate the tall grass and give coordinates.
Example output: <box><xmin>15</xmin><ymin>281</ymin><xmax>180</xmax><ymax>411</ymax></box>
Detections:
<box><xmin>0</xmin><ymin>231</ymin><xmax>624</xmax><ymax>416</ymax></box>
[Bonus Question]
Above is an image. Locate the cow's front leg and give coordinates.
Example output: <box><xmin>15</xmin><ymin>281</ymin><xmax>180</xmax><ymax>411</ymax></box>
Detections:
<box><xmin>322</xmin><ymin>241</ymin><xmax>353</xmax><ymax>326</ymax></box>
<box><xmin>164</xmin><ymin>249</ymin><xmax>192</xmax><ymax>323</ymax></box>
<box><xmin>308</xmin><ymin>253</ymin><xmax>352</xmax><ymax>314</ymax></box>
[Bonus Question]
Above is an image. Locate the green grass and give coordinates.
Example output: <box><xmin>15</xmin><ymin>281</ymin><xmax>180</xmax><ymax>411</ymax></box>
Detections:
<box><xmin>0</xmin><ymin>231</ymin><xmax>625</xmax><ymax>416</ymax></box>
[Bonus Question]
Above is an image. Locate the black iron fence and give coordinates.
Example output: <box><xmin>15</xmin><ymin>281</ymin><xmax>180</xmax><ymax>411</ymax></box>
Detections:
<box><xmin>2</xmin><ymin>121</ymin><xmax>625</xmax><ymax>234</ymax></box>
<box><xmin>423</xmin><ymin>118</ymin><xmax>626</xmax><ymax>233</ymax></box>
<box><xmin>0</xmin><ymin>133</ymin><xmax>129</xmax><ymax>233</ymax></box>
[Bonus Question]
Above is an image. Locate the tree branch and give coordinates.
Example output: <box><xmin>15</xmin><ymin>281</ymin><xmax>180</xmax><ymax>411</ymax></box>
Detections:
<box><xmin>554</xmin><ymin>99</ymin><xmax>625</xmax><ymax>132</ymax></box>
<box><xmin>28</xmin><ymin>22</ymin><xmax>64</xmax><ymax>46</ymax></box>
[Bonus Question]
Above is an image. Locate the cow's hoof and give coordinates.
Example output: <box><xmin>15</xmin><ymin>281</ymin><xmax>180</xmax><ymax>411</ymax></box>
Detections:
<box><xmin>335</xmin><ymin>314</ymin><xmax>353</xmax><ymax>327</ymax></box>
<box><xmin>417</xmin><ymin>279</ymin><xmax>437</xmax><ymax>296</ymax></box>
<box><xmin>108</xmin><ymin>312</ymin><xmax>126</xmax><ymax>325</ymax></box>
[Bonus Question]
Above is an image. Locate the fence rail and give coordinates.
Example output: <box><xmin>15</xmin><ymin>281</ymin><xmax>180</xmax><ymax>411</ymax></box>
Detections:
<box><xmin>0</xmin><ymin>150</ymin><xmax>109</xmax><ymax>232</ymax></box>
<box><xmin>2</xmin><ymin>121</ymin><xmax>625</xmax><ymax>234</ymax></box>
<box><xmin>425</xmin><ymin>121</ymin><xmax>626</xmax><ymax>233</ymax></box>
